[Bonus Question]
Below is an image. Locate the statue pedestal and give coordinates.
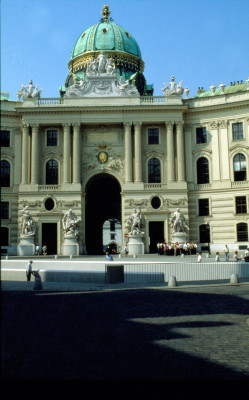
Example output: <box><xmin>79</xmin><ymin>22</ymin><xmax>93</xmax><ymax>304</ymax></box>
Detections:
<box><xmin>127</xmin><ymin>235</ymin><xmax>144</xmax><ymax>255</ymax></box>
<box><xmin>172</xmin><ymin>231</ymin><xmax>187</xmax><ymax>244</ymax></box>
<box><xmin>61</xmin><ymin>235</ymin><xmax>79</xmax><ymax>256</ymax></box>
<box><xmin>17</xmin><ymin>235</ymin><xmax>35</xmax><ymax>256</ymax></box>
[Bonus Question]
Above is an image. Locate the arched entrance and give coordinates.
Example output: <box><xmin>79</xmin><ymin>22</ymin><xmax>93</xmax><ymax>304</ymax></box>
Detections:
<box><xmin>85</xmin><ymin>173</ymin><xmax>121</xmax><ymax>254</ymax></box>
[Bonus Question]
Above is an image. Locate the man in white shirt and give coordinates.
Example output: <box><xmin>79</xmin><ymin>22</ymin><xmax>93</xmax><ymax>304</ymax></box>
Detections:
<box><xmin>223</xmin><ymin>244</ymin><xmax>229</xmax><ymax>261</ymax></box>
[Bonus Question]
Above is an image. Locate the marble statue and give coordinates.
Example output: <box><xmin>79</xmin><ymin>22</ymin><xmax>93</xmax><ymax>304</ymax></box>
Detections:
<box><xmin>62</xmin><ymin>209</ymin><xmax>79</xmax><ymax>237</ymax></box>
<box><xmin>162</xmin><ymin>76</ymin><xmax>184</xmax><ymax>97</ymax></box>
<box><xmin>170</xmin><ymin>208</ymin><xmax>189</xmax><ymax>233</ymax></box>
<box><xmin>97</xmin><ymin>51</ymin><xmax>108</xmax><ymax>73</ymax></box>
<box><xmin>17</xmin><ymin>79</ymin><xmax>42</xmax><ymax>101</ymax></box>
<box><xmin>19</xmin><ymin>206</ymin><xmax>36</xmax><ymax>236</ymax></box>
<box><xmin>126</xmin><ymin>207</ymin><xmax>145</xmax><ymax>236</ymax></box>
<box><xmin>65</xmin><ymin>51</ymin><xmax>138</xmax><ymax>97</ymax></box>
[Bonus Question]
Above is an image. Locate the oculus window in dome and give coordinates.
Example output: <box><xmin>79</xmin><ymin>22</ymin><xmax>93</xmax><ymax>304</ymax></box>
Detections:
<box><xmin>63</xmin><ymin>5</ymin><xmax>152</xmax><ymax>96</ymax></box>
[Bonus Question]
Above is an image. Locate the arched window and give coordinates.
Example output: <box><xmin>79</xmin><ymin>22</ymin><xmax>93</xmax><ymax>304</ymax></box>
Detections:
<box><xmin>0</xmin><ymin>227</ymin><xmax>9</xmax><ymax>246</ymax></box>
<box><xmin>148</xmin><ymin>158</ymin><xmax>161</xmax><ymax>183</ymax></box>
<box><xmin>233</xmin><ymin>153</ymin><xmax>246</xmax><ymax>181</ymax></box>
<box><xmin>197</xmin><ymin>157</ymin><xmax>209</xmax><ymax>184</ymax></box>
<box><xmin>46</xmin><ymin>160</ymin><xmax>58</xmax><ymax>185</ymax></box>
<box><xmin>0</xmin><ymin>160</ymin><xmax>10</xmax><ymax>187</ymax></box>
<box><xmin>199</xmin><ymin>224</ymin><xmax>210</xmax><ymax>243</ymax></box>
<box><xmin>237</xmin><ymin>223</ymin><xmax>248</xmax><ymax>242</ymax></box>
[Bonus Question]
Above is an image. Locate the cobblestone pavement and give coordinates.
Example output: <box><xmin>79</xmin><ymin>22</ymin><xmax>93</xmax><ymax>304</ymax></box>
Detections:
<box><xmin>1</xmin><ymin>284</ymin><xmax>249</xmax><ymax>384</ymax></box>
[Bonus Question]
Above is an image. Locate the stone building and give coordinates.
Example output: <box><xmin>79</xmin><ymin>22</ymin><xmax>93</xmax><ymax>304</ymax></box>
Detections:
<box><xmin>1</xmin><ymin>5</ymin><xmax>249</xmax><ymax>255</ymax></box>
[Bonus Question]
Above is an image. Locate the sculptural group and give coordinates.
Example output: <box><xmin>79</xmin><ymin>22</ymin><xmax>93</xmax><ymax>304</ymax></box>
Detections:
<box><xmin>17</xmin><ymin>80</ymin><xmax>42</xmax><ymax>101</ymax></box>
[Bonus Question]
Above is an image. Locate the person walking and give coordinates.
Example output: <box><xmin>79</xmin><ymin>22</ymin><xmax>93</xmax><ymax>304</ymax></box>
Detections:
<box><xmin>26</xmin><ymin>260</ymin><xmax>33</xmax><ymax>281</ymax></box>
<box><xmin>223</xmin><ymin>244</ymin><xmax>229</xmax><ymax>261</ymax></box>
<box><xmin>198</xmin><ymin>252</ymin><xmax>202</xmax><ymax>262</ymax></box>
<box><xmin>35</xmin><ymin>245</ymin><xmax>40</xmax><ymax>255</ymax></box>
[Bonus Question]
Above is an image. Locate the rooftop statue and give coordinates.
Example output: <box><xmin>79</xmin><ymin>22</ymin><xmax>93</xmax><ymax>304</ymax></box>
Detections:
<box><xmin>162</xmin><ymin>76</ymin><xmax>184</xmax><ymax>97</ymax></box>
<box><xmin>62</xmin><ymin>209</ymin><xmax>80</xmax><ymax>237</ymax></box>
<box><xmin>126</xmin><ymin>207</ymin><xmax>145</xmax><ymax>236</ymax></box>
<box><xmin>19</xmin><ymin>206</ymin><xmax>36</xmax><ymax>237</ymax></box>
<box><xmin>65</xmin><ymin>51</ymin><xmax>139</xmax><ymax>97</ymax></box>
<box><xmin>170</xmin><ymin>208</ymin><xmax>189</xmax><ymax>234</ymax></box>
<box><xmin>16</xmin><ymin>80</ymin><xmax>42</xmax><ymax>101</ymax></box>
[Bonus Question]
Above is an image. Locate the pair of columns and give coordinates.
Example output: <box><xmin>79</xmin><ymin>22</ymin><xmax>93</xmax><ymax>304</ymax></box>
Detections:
<box><xmin>124</xmin><ymin>122</ymin><xmax>142</xmax><ymax>183</ymax></box>
<box><xmin>63</xmin><ymin>123</ymin><xmax>81</xmax><ymax>184</ymax></box>
<box><xmin>166</xmin><ymin>121</ymin><xmax>185</xmax><ymax>182</ymax></box>
<box><xmin>124</xmin><ymin>121</ymin><xmax>185</xmax><ymax>184</ymax></box>
<box><xmin>21</xmin><ymin>123</ymin><xmax>81</xmax><ymax>185</ymax></box>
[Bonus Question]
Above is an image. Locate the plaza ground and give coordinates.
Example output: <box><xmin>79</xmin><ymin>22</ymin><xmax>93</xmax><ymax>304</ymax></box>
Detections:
<box><xmin>1</xmin><ymin>252</ymin><xmax>249</xmax><ymax>384</ymax></box>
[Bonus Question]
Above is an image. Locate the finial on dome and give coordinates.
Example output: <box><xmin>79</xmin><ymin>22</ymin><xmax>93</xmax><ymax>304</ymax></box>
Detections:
<box><xmin>101</xmin><ymin>5</ymin><xmax>111</xmax><ymax>22</ymax></box>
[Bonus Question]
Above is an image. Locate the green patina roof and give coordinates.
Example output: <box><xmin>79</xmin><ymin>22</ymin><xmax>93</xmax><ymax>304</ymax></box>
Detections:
<box><xmin>197</xmin><ymin>82</ymin><xmax>248</xmax><ymax>98</ymax></box>
<box><xmin>71</xmin><ymin>21</ymin><xmax>142</xmax><ymax>60</ymax></box>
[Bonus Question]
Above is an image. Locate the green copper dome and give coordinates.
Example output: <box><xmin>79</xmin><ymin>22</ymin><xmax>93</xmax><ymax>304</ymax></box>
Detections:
<box><xmin>71</xmin><ymin>22</ymin><xmax>142</xmax><ymax>60</ymax></box>
<box><xmin>63</xmin><ymin>5</ymin><xmax>152</xmax><ymax>96</ymax></box>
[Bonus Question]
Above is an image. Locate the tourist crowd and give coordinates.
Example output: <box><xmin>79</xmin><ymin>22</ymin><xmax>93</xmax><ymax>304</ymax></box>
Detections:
<box><xmin>156</xmin><ymin>242</ymin><xmax>197</xmax><ymax>256</ymax></box>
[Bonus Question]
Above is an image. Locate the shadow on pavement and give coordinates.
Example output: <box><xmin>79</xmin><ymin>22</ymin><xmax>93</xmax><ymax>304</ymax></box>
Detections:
<box><xmin>1</xmin><ymin>288</ymin><xmax>249</xmax><ymax>383</ymax></box>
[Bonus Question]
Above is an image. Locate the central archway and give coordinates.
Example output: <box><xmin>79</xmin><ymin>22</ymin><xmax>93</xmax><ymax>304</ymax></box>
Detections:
<box><xmin>85</xmin><ymin>173</ymin><xmax>122</xmax><ymax>254</ymax></box>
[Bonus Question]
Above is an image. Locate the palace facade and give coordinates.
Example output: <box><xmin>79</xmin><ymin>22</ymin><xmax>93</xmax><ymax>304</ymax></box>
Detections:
<box><xmin>1</xmin><ymin>5</ymin><xmax>249</xmax><ymax>255</ymax></box>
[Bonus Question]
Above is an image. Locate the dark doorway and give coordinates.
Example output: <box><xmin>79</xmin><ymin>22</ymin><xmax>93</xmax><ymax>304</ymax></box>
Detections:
<box><xmin>149</xmin><ymin>221</ymin><xmax>164</xmax><ymax>253</ymax></box>
<box><xmin>85</xmin><ymin>174</ymin><xmax>121</xmax><ymax>255</ymax></box>
<box><xmin>42</xmin><ymin>223</ymin><xmax>57</xmax><ymax>255</ymax></box>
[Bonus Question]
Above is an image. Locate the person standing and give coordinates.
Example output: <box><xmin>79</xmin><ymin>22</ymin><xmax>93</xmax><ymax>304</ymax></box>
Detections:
<box><xmin>198</xmin><ymin>252</ymin><xmax>202</xmax><ymax>262</ymax></box>
<box><xmin>105</xmin><ymin>252</ymin><xmax>114</xmax><ymax>261</ymax></box>
<box><xmin>223</xmin><ymin>244</ymin><xmax>229</xmax><ymax>261</ymax></box>
<box><xmin>35</xmin><ymin>245</ymin><xmax>40</xmax><ymax>255</ymax></box>
<box><xmin>26</xmin><ymin>260</ymin><xmax>33</xmax><ymax>281</ymax></box>
<box><xmin>215</xmin><ymin>252</ymin><xmax>220</xmax><ymax>262</ymax></box>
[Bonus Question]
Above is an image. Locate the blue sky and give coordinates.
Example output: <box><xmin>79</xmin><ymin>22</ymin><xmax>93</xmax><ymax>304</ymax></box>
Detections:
<box><xmin>1</xmin><ymin>0</ymin><xmax>249</xmax><ymax>100</ymax></box>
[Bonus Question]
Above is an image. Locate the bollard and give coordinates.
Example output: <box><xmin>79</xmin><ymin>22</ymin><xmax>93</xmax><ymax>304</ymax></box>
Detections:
<box><xmin>181</xmin><ymin>253</ymin><xmax>185</xmax><ymax>258</ymax></box>
<box><xmin>230</xmin><ymin>273</ymin><xmax>239</xmax><ymax>284</ymax></box>
<box><xmin>119</xmin><ymin>254</ymin><xmax>122</xmax><ymax>258</ymax></box>
<box><xmin>55</xmin><ymin>254</ymin><xmax>58</xmax><ymax>259</ymax></box>
<box><xmin>206</xmin><ymin>253</ymin><xmax>210</xmax><ymax>258</ymax></box>
<box><xmin>133</xmin><ymin>254</ymin><xmax>137</xmax><ymax>258</ymax></box>
<box><xmin>168</xmin><ymin>275</ymin><xmax>177</xmax><ymax>287</ymax></box>
<box><xmin>70</xmin><ymin>254</ymin><xmax>73</xmax><ymax>259</ymax></box>
<box><xmin>5</xmin><ymin>255</ymin><xmax>8</xmax><ymax>260</ymax></box>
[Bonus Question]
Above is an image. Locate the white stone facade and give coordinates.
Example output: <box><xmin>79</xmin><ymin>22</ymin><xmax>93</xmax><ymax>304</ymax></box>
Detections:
<box><xmin>1</xmin><ymin>83</ymin><xmax>249</xmax><ymax>255</ymax></box>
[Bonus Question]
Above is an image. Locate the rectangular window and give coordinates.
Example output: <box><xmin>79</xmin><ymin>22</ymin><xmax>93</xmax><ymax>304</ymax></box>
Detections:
<box><xmin>236</xmin><ymin>196</ymin><xmax>247</xmax><ymax>214</ymax></box>
<box><xmin>0</xmin><ymin>130</ymin><xmax>10</xmax><ymax>147</ymax></box>
<box><xmin>196</xmin><ymin>127</ymin><xmax>207</xmax><ymax>144</ymax></box>
<box><xmin>47</xmin><ymin>130</ymin><xmax>58</xmax><ymax>146</ymax></box>
<box><xmin>198</xmin><ymin>199</ymin><xmax>209</xmax><ymax>216</ymax></box>
<box><xmin>0</xmin><ymin>201</ymin><xmax>9</xmax><ymax>219</ymax></box>
<box><xmin>148</xmin><ymin>128</ymin><xmax>159</xmax><ymax>145</ymax></box>
<box><xmin>232</xmin><ymin>122</ymin><xmax>243</xmax><ymax>140</ymax></box>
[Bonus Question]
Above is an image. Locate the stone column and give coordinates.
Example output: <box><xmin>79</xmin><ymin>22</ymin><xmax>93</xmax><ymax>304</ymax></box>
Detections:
<box><xmin>63</xmin><ymin>123</ymin><xmax>71</xmax><ymax>183</ymax></box>
<box><xmin>73</xmin><ymin>123</ymin><xmax>81</xmax><ymax>184</ymax></box>
<box><xmin>134</xmin><ymin>122</ymin><xmax>142</xmax><ymax>183</ymax></box>
<box><xmin>21</xmin><ymin>124</ymin><xmax>29</xmax><ymax>184</ymax></box>
<box><xmin>31</xmin><ymin>124</ymin><xmax>39</xmax><ymax>184</ymax></box>
<box><xmin>166</xmin><ymin>122</ymin><xmax>175</xmax><ymax>182</ymax></box>
<box><xmin>176</xmin><ymin>121</ymin><xmax>185</xmax><ymax>181</ymax></box>
<box><xmin>124</xmin><ymin>122</ymin><xmax>132</xmax><ymax>182</ymax></box>
<box><xmin>184</xmin><ymin>125</ymin><xmax>193</xmax><ymax>182</ymax></box>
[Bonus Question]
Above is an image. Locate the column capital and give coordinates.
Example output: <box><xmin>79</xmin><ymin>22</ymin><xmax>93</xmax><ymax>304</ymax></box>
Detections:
<box><xmin>62</xmin><ymin>123</ymin><xmax>71</xmax><ymax>129</ymax></box>
<box><xmin>176</xmin><ymin>120</ymin><xmax>184</xmax><ymax>128</ymax></box>
<box><xmin>134</xmin><ymin>121</ymin><xmax>142</xmax><ymax>128</ymax></box>
<box><xmin>123</xmin><ymin>122</ymin><xmax>132</xmax><ymax>128</ymax></box>
<box><xmin>165</xmin><ymin>121</ymin><xmax>173</xmax><ymax>128</ymax></box>
<box><xmin>30</xmin><ymin>123</ymin><xmax>39</xmax><ymax>131</ymax></box>
<box><xmin>72</xmin><ymin>122</ymin><xmax>80</xmax><ymax>128</ymax></box>
<box><xmin>22</xmin><ymin>123</ymin><xmax>29</xmax><ymax>132</ymax></box>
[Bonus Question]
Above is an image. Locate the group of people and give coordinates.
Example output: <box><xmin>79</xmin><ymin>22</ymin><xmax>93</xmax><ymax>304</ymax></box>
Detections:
<box><xmin>221</xmin><ymin>244</ymin><xmax>249</xmax><ymax>262</ymax></box>
<box><xmin>35</xmin><ymin>245</ymin><xmax>47</xmax><ymax>256</ymax></box>
<box><xmin>157</xmin><ymin>242</ymin><xmax>197</xmax><ymax>256</ymax></box>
